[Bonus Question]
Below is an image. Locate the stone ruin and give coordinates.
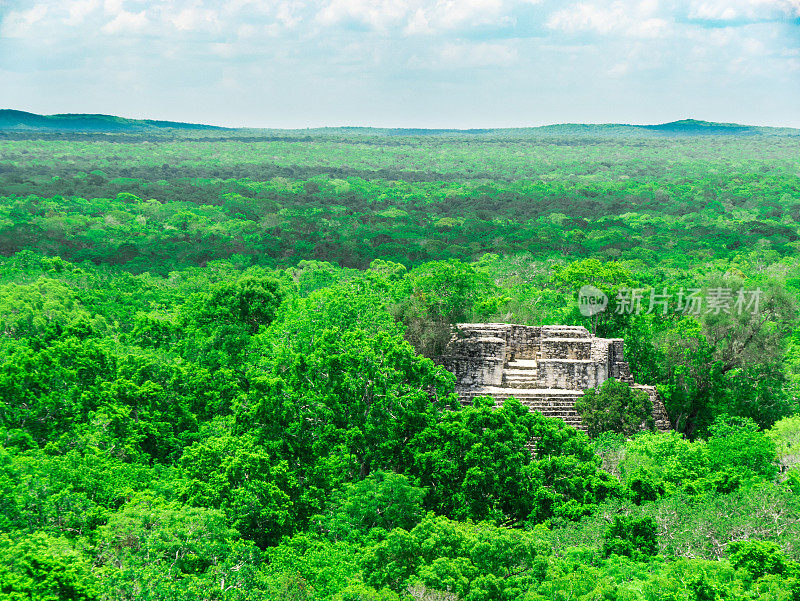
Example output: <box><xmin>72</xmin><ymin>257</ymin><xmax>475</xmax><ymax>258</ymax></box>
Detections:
<box><xmin>439</xmin><ymin>323</ymin><xmax>670</xmax><ymax>432</ymax></box>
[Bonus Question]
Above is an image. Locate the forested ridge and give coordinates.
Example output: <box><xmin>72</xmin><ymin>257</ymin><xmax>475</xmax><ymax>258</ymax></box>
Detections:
<box><xmin>1</xmin><ymin>128</ymin><xmax>800</xmax><ymax>600</ymax></box>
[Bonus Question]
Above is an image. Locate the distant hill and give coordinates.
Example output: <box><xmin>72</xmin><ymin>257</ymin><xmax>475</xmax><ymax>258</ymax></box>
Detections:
<box><xmin>505</xmin><ymin>119</ymin><xmax>785</xmax><ymax>137</ymax></box>
<box><xmin>1</xmin><ymin>110</ymin><xmax>797</xmax><ymax>137</ymax></box>
<box><xmin>296</xmin><ymin>119</ymin><xmax>800</xmax><ymax>138</ymax></box>
<box><xmin>0</xmin><ymin>109</ymin><xmax>231</xmax><ymax>133</ymax></box>
<box><xmin>638</xmin><ymin>119</ymin><xmax>758</xmax><ymax>135</ymax></box>
<box><xmin>406</xmin><ymin>119</ymin><xmax>798</xmax><ymax>137</ymax></box>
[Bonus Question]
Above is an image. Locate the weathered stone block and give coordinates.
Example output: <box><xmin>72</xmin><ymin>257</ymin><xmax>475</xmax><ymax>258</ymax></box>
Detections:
<box><xmin>439</xmin><ymin>322</ymin><xmax>670</xmax><ymax>433</ymax></box>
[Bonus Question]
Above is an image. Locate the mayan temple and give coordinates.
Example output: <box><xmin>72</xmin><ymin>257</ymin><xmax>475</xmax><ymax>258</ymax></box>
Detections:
<box><xmin>439</xmin><ymin>323</ymin><xmax>671</xmax><ymax>432</ymax></box>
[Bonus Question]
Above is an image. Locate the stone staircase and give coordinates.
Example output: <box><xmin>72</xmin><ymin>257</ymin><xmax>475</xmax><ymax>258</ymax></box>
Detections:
<box><xmin>515</xmin><ymin>391</ymin><xmax>586</xmax><ymax>431</ymax></box>
<box><xmin>468</xmin><ymin>352</ymin><xmax>590</xmax><ymax>431</ymax></box>
<box><xmin>502</xmin><ymin>359</ymin><xmax>541</xmax><ymax>389</ymax></box>
<box><xmin>461</xmin><ymin>387</ymin><xmax>587</xmax><ymax>431</ymax></box>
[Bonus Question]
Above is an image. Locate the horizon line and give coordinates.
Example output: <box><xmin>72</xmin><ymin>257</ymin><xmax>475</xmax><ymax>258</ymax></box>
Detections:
<box><xmin>3</xmin><ymin>108</ymin><xmax>800</xmax><ymax>132</ymax></box>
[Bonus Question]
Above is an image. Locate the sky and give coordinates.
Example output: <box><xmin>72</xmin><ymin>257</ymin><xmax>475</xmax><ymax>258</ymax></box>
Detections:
<box><xmin>1</xmin><ymin>0</ymin><xmax>799</xmax><ymax>128</ymax></box>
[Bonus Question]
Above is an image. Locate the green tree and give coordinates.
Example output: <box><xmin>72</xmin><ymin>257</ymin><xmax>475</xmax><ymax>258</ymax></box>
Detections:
<box><xmin>0</xmin><ymin>533</ymin><xmax>98</xmax><ymax>601</ymax></box>
<box><xmin>391</xmin><ymin>260</ymin><xmax>505</xmax><ymax>357</ymax></box>
<box><xmin>179</xmin><ymin>429</ymin><xmax>294</xmax><ymax>548</ymax></box>
<box><xmin>653</xmin><ymin>279</ymin><xmax>795</xmax><ymax>436</ymax></box>
<box><xmin>706</xmin><ymin>415</ymin><xmax>778</xmax><ymax>480</ymax></box>
<box><xmin>727</xmin><ymin>540</ymin><xmax>788</xmax><ymax>580</ymax></box>
<box><xmin>551</xmin><ymin>258</ymin><xmax>635</xmax><ymax>336</ymax></box>
<box><xmin>410</xmin><ymin>398</ymin><xmax>619</xmax><ymax>525</ymax></box>
<box><xmin>602</xmin><ymin>515</ymin><xmax>659</xmax><ymax>561</ymax></box>
<box><xmin>313</xmin><ymin>471</ymin><xmax>426</xmax><ymax>543</ymax></box>
<box><xmin>767</xmin><ymin>414</ymin><xmax>800</xmax><ymax>474</ymax></box>
<box><xmin>95</xmin><ymin>496</ymin><xmax>263</xmax><ymax>599</ymax></box>
<box><xmin>361</xmin><ymin>514</ymin><xmax>549</xmax><ymax>600</ymax></box>
<box><xmin>181</xmin><ymin>275</ymin><xmax>285</xmax><ymax>368</ymax></box>
<box><xmin>575</xmin><ymin>378</ymin><xmax>654</xmax><ymax>437</ymax></box>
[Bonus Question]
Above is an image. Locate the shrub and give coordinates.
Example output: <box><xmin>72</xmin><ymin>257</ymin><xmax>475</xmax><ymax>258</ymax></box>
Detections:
<box><xmin>727</xmin><ymin>540</ymin><xmax>788</xmax><ymax>580</ymax></box>
<box><xmin>707</xmin><ymin>416</ymin><xmax>778</xmax><ymax>480</ymax></box>
<box><xmin>602</xmin><ymin>516</ymin><xmax>658</xmax><ymax>561</ymax></box>
<box><xmin>576</xmin><ymin>379</ymin><xmax>654</xmax><ymax>437</ymax></box>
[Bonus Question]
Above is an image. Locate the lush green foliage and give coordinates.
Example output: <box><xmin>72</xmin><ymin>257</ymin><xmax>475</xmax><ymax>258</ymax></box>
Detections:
<box><xmin>2</xmin><ymin>132</ymin><xmax>800</xmax><ymax>274</ymax></box>
<box><xmin>602</xmin><ymin>515</ymin><xmax>659</xmax><ymax>560</ymax></box>
<box><xmin>576</xmin><ymin>378</ymin><xmax>654</xmax><ymax>436</ymax></box>
<box><xmin>1</xmin><ymin>128</ymin><xmax>799</xmax><ymax>599</ymax></box>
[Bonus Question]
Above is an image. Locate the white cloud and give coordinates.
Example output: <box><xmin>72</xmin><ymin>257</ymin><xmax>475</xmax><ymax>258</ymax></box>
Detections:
<box><xmin>0</xmin><ymin>4</ymin><xmax>48</xmax><ymax>37</ymax></box>
<box><xmin>405</xmin><ymin>7</ymin><xmax>431</xmax><ymax>33</ymax></box>
<box><xmin>543</xmin><ymin>0</ymin><xmax>796</xmax><ymax>80</ymax></box>
<box><xmin>274</xmin><ymin>2</ymin><xmax>301</xmax><ymax>28</ymax></box>
<box><xmin>546</xmin><ymin>1</ymin><xmax>669</xmax><ymax>38</ymax></box>
<box><xmin>103</xmin><ymin>0</ymin><xmax>124</xmax><ymax>15</ymax></box>
<box><xmin>630</xmin><ymin>17</ymin><xmax>669</xmax><ymax>37</ymax></box>
<box><xmin>316</xmin><ymin>0</ymin><xmax>409</xmax><ymax>29</ymax></box>
<box><xmin>236</xmin><ymin>22</ymin><xmax>258</xmax><ymax>37</ymax></box>
<box><xmin>607</xmin><ymin>62</ymin><xmax>629</xmax><ymax>76</ymax></box>
<box><xmin>689</xmin><ymin>0</ymin><xmax>800</xmax><ymax>20</ymax></box>
<box><xmin>546</xmin><ymin>2</ymin><xmax>617</xmax><ymax>34</ymax></box>
<box><xmin>682</xmin><ymin>22</ymin><xmax>793</xmax><ymax>78</ymax></box>
<box><xmin>209</xmin><ymin>42</ymin><xmax>236</xmax><ymax>58</ymax></box>
<box><xmin>65</xmin><ymin>0</ymin><xmax>100</xmax><ymax>25</ymax></box>
<box><xmin>101</xmin><ymin>8</ymin><xmax>147</xmax><ymax>33</ymax></box>
<box><xmin>419</xmin><ymin>0</ymin><xmax>506</xmax><ymax>31</ymax></box>
<box><xmin>171</xmin><ymin>7</ymin><xmax>218</xmax><ymax>32</ymax></box>
<box><xmin>316</xmin><ymin>0</ymin><xmax>536</xmax><ymax>34</ymax></box>
<box><xmin>2</xmin><ymin>0</ymin><xmax>799</xmax><ymax>128</ymax></box>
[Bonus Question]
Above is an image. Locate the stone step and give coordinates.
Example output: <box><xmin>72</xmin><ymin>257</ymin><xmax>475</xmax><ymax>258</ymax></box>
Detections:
<box><xmin>504</xmin><ymin>381</ymin><xmax>545</xmax><ymax>389</ymax></box>
<box><xmin>504</xmin><ymin>368</ymin><xmax>539</xmax><ymax>376</ymax></box>
<box><xmin>516</xmin><ymin>396</ymin><xmax>581</xmax><ymax>403</ymax></box>
<box><xmin>518</xmin><ymin>403</ymin><xmax>583</xmax><ymax>413</ymax></box>
<box><xmin>495</xmin><ymin>402</ymin><xmax>583</xmax><ymax>409</ymax></box>
<box><xmin>507</xmin><ymin>359</ymin><xmax>538</xmax><ymax>370</ymax></box>
<box><xmin>456</xmin><ymin>396</ymin><xmax>588</xmax><ymax>431</ymax></box>
<box><xmin>528</xmin><ymin>416</ymin><xmax>583</xmax><ymax>422</ymax></box>
<box><xmin>491</xmin><ymin>393</ymin><xmax>583</xmax><ymax>401</ymax></box>
<box><xmin>533</xmin><ymin>416</ymin><xmax>584</xmax><ymax>424</ymax></box>
<box><xmin>503</xmin><ymin>374</ymin><xmax>540</xmax><ymax>384</ymax></box>
<box><xmin>517</xmin><ymin>405</ymin><xmax>582</xmax><ymax>410</ymax></box>
<box><xmin>522</xmin><ymin>407</ymin><xmax>582</xmax><ymax>415</ymax></box>
<box><xmin>503</xmin><ymin>375</ymin><xmax>539</xmax><ymax>382</ymax></box>
<box><xmin>521</xmin><ymin>404</ymin><xmax>582</xmax><ymax>411</ymax></box>
<box><xmin>493</xmin><ymin>400</ymin><xmax>580</xmax><ymax>408</ymax></box>
<box><xmin>504</xmin><ymin>372</ymin><xmax>539</xmax><ymax>379</ymax></box>
<box><xmin>457</xmin><ymin>388</ymin><xmax>588</xmax><ymax>433</ymax></box>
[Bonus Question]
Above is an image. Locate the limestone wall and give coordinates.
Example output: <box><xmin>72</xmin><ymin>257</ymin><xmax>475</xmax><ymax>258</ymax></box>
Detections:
<box><xmin>440</xmin><ymin>322</ymin><xmax>670</xmax><ymax>432</ymax></box>
<box><xmin>507</xmin><ymin>324</ymin><xmax>541</xmax><ymax>360</ymax></box>
<box><xmin>439</xmin><ymin>335</ymin><xmax>506</xmax><ymax>389</ymax></box>
<box><xmin>538</xmin><ymin>359</ymin><xmax>608</xmax><ymax>390</ymax></box>
<box><xmin>454</xmin><ymin>323</ymin><xmax>541</xmax><ymax>363</ymax></box>
<box><xmin>541</xmin><ymin>338</ymin><xmax>592</xmax><ymax>360</ymax></box>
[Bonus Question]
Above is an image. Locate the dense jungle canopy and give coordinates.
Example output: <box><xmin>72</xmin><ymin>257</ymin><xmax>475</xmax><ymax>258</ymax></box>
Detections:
<box><xmin>1</xmin><ymin>122</ymin><xmax>799</xmax><ymax>600</ymax></box>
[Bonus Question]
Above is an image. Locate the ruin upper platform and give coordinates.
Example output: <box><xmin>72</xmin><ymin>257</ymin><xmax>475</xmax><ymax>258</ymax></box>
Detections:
<box><xmin>439</xmin><ymin>323</ymin><xmax>670</xmax><ymax>431</ymax></box>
